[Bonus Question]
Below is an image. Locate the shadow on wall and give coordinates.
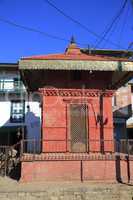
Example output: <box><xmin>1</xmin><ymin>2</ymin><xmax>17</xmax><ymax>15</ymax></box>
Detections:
<box><xmin>115</xmin><ymin>155</ymin><xmax>132</xmax><ymax>185</ymax></box>
<box><xmin>113</xmin><ymin>104</ymin><xmax>132</xmax><ymax>120</ymax></box>
<box><xmin>25</xmin><ymin>109</ymin><xmax>41</xmax><ymax>153</ymax></box>
<box><xmin>0</xmin><ymin>109</ymin><xmax>41</xmax><ymax>153</ymax></box>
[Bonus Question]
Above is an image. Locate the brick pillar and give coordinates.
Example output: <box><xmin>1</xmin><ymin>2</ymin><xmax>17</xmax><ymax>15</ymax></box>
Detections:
<box><xmin>103</xmin><ymin>96</ymin><xmax>114</xmax><ymax>152</ymax></box>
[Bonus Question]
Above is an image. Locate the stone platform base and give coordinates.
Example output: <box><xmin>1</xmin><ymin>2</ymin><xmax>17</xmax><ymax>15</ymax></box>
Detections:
<box><xmin>21</xmin><ymin>153</ymin><xmax>133</xmax><ymax>183</ymax></box>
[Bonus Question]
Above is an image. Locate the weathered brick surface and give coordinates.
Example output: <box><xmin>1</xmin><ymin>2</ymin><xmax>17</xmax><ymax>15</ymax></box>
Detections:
<box><xmin>21</xmin><ymin>161</ymin><xmax>81</xmax><ymax>182</ymax></box>
<box><xmin>83</xmin><ymin>160</ymin><xmax>116</xmax><ymax>181</ymax></box>
<box><xmin>42</xmin><ymin>90</ymin><xmax>114</xmax><ymax>153</ymax></box>
<box><xmin>21</xmin><ymin>159</ymin><xmax>133</xmax><ymax>182</ymax></box>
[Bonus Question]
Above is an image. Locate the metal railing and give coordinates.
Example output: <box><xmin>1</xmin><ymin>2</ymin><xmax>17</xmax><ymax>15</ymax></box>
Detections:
<box><xmin>0</xmin><ymin>80</ymin><xmax>26</xmax><ymax>93</ymax></box>
<box><xmin>0</xmin><ymin>146</ymin><xmax>12</xmax><ymax>176</ymax></box>
<box><xmin>0</xmin><ymin>139</ymin><xmax>133</xmax><ymax>175</ymax></box>
<box><xmin>116</xmin><ymin>139</ymin><xmax>133</xmax><ymax>154</ymax></box>
<box><xmin>0</xmin><ymin>142</ymin><xmax>21</xmax><ymax>176</ymax></box>
<box><xmin>20</xmin><ymin>139</ymin><xmax>133</xmax><ymax>155</ymax></box>
<box><xmin>0</xmin><ymin>139</ymin><xmax>132</xmax><ymax>173</ymax></box>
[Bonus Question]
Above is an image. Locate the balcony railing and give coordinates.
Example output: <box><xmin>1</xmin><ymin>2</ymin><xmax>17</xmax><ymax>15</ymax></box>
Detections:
<box><xmin>0</xmin><ymin>80</ymin><xmax>26</xmax><ymax>93</ymax></box>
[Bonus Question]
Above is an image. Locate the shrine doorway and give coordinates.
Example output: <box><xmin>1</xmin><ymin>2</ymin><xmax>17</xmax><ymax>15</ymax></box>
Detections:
<box><xmin>70</xmin><ymin>104</ymin><xmax>88</xmax><ymax>153</ymax></box>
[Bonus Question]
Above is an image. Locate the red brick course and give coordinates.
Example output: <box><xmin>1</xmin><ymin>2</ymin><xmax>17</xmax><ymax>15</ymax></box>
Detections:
<box><xmin>21</xmin><ymin>159</ymin><xmax>133</xmax><ymax>183</ymax></box>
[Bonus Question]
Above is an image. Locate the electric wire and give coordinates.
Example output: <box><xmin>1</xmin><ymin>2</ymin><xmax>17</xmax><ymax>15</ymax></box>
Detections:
<box><xmin>101</xmin><ymin>2</ymin><xmax>129</xmax><ymax>49</ymax></box>
<box><xmin>118</xmin><ymin>1</ymin><xmax>129</xmax><ymax>46</ymax></box>
<box><xmin>94</xmin><ymin>0</ymin><xmax>128</xmax><ymax>48</ymax></box>
<box><xmin>0</xmin><ymin>17</ymin><xmax>87</xmax><ymax>46</ymax></box>
<box><xmin>42</xmin><ymin>0</ymin><xmax>124</xmax><ymax>49</ymax></box>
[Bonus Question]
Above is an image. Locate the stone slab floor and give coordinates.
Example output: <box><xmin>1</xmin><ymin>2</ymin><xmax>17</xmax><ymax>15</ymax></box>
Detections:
<box><xmin>0</xmin><ymin>177</ymin><xmax>133</xmax><ymax>200</ymax></box>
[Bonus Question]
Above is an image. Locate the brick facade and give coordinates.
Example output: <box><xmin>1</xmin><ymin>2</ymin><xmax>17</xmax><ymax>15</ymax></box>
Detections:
<box><xmin>40</xmin><ymin>88</ymin><xmax>114</xmax><ymax>153</ymax></box>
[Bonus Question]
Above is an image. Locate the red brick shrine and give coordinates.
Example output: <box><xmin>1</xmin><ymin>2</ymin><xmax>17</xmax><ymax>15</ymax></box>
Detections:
<box><xmin>19</xmin><ymin>40</ymin><xmax>133</xmax><ymax>182</ymax></box>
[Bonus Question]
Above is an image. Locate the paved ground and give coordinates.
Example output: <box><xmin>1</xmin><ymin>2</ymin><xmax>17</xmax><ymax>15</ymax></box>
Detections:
<box><xmin>0</xmin><ymin>176</ymin><xmax>133</xmax><ymax>192</ymax></box>
<box><xmin>0</xmin><ymin>177</ymin><xmax>133</xmax><ymax>200</ymax></box>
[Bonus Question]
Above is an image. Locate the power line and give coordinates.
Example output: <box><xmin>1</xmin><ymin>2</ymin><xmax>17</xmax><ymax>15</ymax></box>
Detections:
<box><xmin>94</xmin><ymin>6</ymin><xmax>122</xmax><ymax>49</ymax></box>
<box><xmin>128</xmin><ymin>42</ymin><xmax>133</xmax><ymax>50</ymax></box>
<box><xmin>0</xmin><ymin>17</ymin><xmax>70</xmax><ymax>42</ymax></box>
<box><xmin>120</xmin><ymin>0</ymin><xmax>133</xmax><ymax>58</ymax></box>
<box><xmin>42</xmin><ymin>0</ymin><xmax>125</xmax><ymax>49</ymax></box>
<box><xmin>94</xmin><ymin>0</ymin><xmax>128</xmax><ymax>49</ymax></box>
<box><xmin>0</xmin><ymin>17</ymin><xmax>93</xmax><ymax>47</ymax></box>
<box><xmin>118</xmin><ymin>1</ymin><xmax>129</xmax><ymax>46</ymax></box>
<box><xmin>101</xmin><ymin>0</ymin><xmax>129</xmax><ymax>48</ymax></box>
<box><xmin>131</xmin><ymin>0</ymin><xmax>133</xmax><ymax>11</ymax></box>
<box><xmin>101</xmin><ymin>16</ymin><xmax>122</xmax><ymax>49</ymax></box>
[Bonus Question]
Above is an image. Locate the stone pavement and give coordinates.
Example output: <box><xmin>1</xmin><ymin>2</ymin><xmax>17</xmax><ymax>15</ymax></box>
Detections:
<box><xmin>0</xmin><ymin>177</ymin><xmax>133</xmax><ymax>200</ymax></box>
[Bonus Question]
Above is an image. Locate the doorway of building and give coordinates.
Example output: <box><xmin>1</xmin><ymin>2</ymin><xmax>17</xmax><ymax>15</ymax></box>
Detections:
<box><xmin>70</xmin><ymin>104</ymin><xmax>88</xmax><ymax>152</ymax></box>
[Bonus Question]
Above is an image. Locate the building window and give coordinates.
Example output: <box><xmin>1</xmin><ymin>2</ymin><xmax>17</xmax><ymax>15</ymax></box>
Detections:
<box><xmin>0</xmin><ymin>78</ymin><xmax>14</xmax><ymax>91</ymax></box>
<box><xmin>13</xmin><ymin>78</ymin><xmax>20</xmax><ymax>90</ymax></box>
<box><xmin>10</xmin><ymin>101</ymin><xmax>25</xmax><ymax>123</ymax></box>
<box><xmin>0</xmin><ymin>77</ymin><xmax>25</xmax><ymax>92</ymax></box>
<box><xmin>71</xmin><ymin>71</ymin><xmax>81</xmax><ymax>81</ymax></box>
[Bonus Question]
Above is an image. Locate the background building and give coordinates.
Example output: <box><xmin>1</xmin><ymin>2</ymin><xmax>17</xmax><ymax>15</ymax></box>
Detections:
<box><xmin>113</xmin><ymin>84</ymin><xmax>132</xmax><ymax>140</ymax></box>
<box><xmin>127</xmin><ymin>80</ymin><xmax>133</xmax><ymax>139</ymax></box>
<box><xmin>0</xmin><ymin>63</ymin><xmax>41</xmax><ymax>151</ymax></box>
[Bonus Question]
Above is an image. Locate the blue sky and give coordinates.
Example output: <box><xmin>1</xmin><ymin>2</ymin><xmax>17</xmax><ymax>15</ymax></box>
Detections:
<box><xmin>0</xmin><ymin>0</ymin><xmax>133</xmax><ymax>62</ymax></box>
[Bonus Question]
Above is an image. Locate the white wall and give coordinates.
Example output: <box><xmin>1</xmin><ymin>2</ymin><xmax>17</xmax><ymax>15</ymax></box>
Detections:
<box><xmin>0</xmin><ymin>101</ymin><xmax>11</xmax><ymax>127</ymax></box>
<box><xmin>0</xmin><ymin>101</ymin><xmax>41</xmax><ymax>139</ymax></box>
<box><xmin>0</xmin><ymin>70</ymin><xmax>41</xmax><ymax>151</ymax></box>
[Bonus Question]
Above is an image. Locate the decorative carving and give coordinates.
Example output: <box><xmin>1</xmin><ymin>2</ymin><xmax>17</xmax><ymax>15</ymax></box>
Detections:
<box><xmin>39</xmin><ymin>88</ymin><xmax>114</xmax><ymax>97</ymax></box>
<box><xmin>22</xmin><ymin>153</ymin><xmax>117</xmax><ymax>161</ymax></box>
<box><xmin>63</xmin><ymin>98</ymin><xmax>93</xmax><ymax>104</ymax></box>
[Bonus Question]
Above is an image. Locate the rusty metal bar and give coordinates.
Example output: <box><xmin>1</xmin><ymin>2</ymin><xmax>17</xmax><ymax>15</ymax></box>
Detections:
<box><xmin>80</xmin><ymin>160</ymin><xmax>83</xmax><ymax>182</ymax></box>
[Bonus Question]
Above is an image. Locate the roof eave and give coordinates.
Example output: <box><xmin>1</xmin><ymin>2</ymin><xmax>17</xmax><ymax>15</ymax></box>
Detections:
<box><xmin>19</xmin><ymin>59</ymin><xmax>133</xmax><ymax>71</ymax></box>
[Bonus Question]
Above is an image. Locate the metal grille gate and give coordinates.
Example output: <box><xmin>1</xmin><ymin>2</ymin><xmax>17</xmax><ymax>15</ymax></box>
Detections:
<box><xmin>70</xmin><ymin>104</ymin><xmax>88</xmax><ymax>152</ymax></box>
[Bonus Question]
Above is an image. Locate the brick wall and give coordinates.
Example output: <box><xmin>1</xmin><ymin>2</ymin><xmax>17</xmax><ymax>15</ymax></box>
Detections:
<box><xmin>21</xmin><ymin>159</ymin><xmax>133</xmax><ymax>183</ymax></box>
<box><xmin>41</xmin><ymin>89</ymin><xmax>114</xmax><ymax>153</ymax></box>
